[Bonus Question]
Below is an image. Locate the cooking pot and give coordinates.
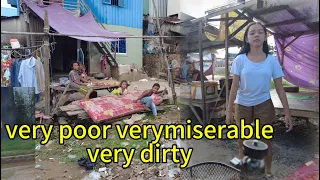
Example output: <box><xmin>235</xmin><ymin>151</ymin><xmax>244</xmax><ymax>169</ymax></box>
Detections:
<box><xmin>243</xmin><ymin>140</ymin><xmax>268</xmax><ymax>159</ymax></box>
<box><xmin>93</xmin><ymin>73</ymin><xmax>106</xmax><ymax>80</ymax></box>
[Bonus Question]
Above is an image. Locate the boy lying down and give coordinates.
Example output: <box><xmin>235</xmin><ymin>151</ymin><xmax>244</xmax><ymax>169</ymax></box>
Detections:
<box><xmin>133</xmin><ymin>83</ymin><xmax>167</xmax><ymax>117</ymax></box>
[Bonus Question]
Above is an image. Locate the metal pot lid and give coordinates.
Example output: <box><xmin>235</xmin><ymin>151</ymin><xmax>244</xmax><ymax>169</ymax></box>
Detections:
<box><xmin>243</xmin><ymin>140</ymin><xmax>268</xmax><ymax>151</ymax></box>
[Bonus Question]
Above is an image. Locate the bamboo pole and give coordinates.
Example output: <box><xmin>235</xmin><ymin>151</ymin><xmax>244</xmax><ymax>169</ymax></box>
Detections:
<box><xmin>225</xmin><ymin>13</ymin><xmax>230</xmax><ymax>109</ymax></box>
<box><xmin>1</xmin><ymin>31</ymin><xmax>184</xmax><ymax>39</ymax></box>
<box><xmin>151</xmin><ymin>0</ymin><xmax>177</xmax><ymax>105</ymax></box>
<box><xmin>198</xmin><ymin>21</ymin><xmax>207</xmax><ymax>125</ymax></box>
<box><xmin>43</xmin><ymin>10</ymin><xmax>51</xmax><ymax>116</ymax></box>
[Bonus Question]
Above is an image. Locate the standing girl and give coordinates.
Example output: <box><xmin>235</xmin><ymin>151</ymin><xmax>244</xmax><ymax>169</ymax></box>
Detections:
<box><xmin>226</xmin><ymin>22</ymin><xmax>293</xmax><ymax>177</ymax></box>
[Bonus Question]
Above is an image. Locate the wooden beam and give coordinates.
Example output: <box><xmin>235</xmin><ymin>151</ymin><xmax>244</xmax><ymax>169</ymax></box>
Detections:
<box><xmin>284</xmin><ymin>34</ymin><xmax>302</xmax><ymax>49</ymax></box>
<box><xmin>228</xmin><ymin>20</ymin><xmax>251</xmax><ymax>40</ymax></box>
<box><xmin>198</xmin><ymin>21</ymin><xmax>207</xmax><ymax>125</ymax></box>
<box><xmin>189</xmin><ymin>103</ymin><xmax>204</xmax><ymax>125</ymax></box>
<box><xmin>265</xmin><ymin>18</ymin><xmax>308</xmax><ymax>28</ymax></box>
<box><xmin>207</xmin><ymin>17</ymin><xmax>250</xmax><ymax>22</ymax></box>
<box><xmin>43</xmin><ymin>10</ymin><xmax>51</xmax><ymax>115</ymax></box>
<box><xmin>245</xmin><ymin>5</ymin><xmax>289</xmax><ymax>16</ymax></box>
<box><xmin>225</xmin><ymin>13</ymin><xmax>230</xmax><ymax>109</ymax></box>
<box><xmin>228</xmin><ymin>11</ymin><xmax>248</xmax><ymax>26</ymax></box>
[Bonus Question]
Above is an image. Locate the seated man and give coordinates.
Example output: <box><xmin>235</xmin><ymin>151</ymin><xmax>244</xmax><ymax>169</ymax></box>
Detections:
<box><xmin>185</xmin><ymin>62</ymin><xmax>208</xmax><ymax>83</ymax></box>
<box><xmin>68</xmin><ymin>61</ymin><xmax>93</xmax><ymax>100</ymax></box>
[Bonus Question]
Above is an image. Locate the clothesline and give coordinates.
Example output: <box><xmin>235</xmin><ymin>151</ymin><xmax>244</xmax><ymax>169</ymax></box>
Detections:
<box><xmin>1</xmin><ymin>42</ymin><xmax>57</xmax><ymax>50</ymax></box>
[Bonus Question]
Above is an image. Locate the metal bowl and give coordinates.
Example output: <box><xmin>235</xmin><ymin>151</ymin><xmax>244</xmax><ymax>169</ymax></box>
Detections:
<box><xmin>93</xmin><ymin>73</ymin><xmax>106</xmax><ymax>79</ymax></box>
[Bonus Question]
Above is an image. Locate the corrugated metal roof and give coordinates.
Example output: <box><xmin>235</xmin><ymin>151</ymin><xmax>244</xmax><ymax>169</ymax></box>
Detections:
<box><xmin>149</xmin><ymin>0</ymin><xmax>167</xmax><ymax>18</ymax></box>
<box><xmin>205</xmin><ymin>0</ymin><xmax>319</xmax><ymax>38</ymax></box>
<box><xmin>84</xmin><ymin>0</ymin><xmax>143</xmax><ymax>29</ymax></box>
<box><xmin>1</xmin><ymin>7</ymin><xmax>19</xmax><ymax>17</ymax></box>
<box><xmin>1</xmin><ymin>0</ymin><xmax>20</xmax><ymax>17</ymax></box>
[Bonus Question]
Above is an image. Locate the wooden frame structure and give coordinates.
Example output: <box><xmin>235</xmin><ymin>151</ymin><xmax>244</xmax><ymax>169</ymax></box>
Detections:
<box><xmin>181</xmin><ymin>0</ymin><xmax>319</xmax><ymax>125</ymax></box>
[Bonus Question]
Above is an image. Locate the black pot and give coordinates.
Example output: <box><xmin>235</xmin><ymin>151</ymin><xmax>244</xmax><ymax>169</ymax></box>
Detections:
<box><xmin>243</xmin><ymin>140</ymin><xmax>268</xmax><ymax>159</ymax></box>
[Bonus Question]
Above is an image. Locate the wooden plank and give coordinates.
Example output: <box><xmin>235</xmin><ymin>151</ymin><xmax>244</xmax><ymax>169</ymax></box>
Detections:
<box><xmin>66</xmin><ymin>110</ymin><xmax>86</xmax><ymax>116</ymax></box>
<box><xmin>60</xmin><ymin>105</ymin><xmax>82</xmax><ymax>111</ymax></box>
<box><xmin>271</xmin><ymin>90</ymin><xmax>319</xmax><ymax>113</ymax></box>
<box><xmin>189</xmin><ymin>103</ymin><xmax>204</xmax><ymax>125</ymax></box>
<box><xmin>275</xmin><ymin>108</ymin><xmax>319</xmax><ymax>119</ymax></box>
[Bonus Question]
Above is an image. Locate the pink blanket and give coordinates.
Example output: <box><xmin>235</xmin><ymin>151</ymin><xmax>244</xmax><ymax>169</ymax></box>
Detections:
<box><xmin>72</xmin><ymin>91</ymin><xmax>163</xmax><ymax>123</ymax></box>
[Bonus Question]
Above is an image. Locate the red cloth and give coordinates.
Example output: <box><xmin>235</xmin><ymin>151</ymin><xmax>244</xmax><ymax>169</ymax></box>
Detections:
<box><xmin>71</xmin><ymin>91</ymin><xmax>163</xmax><ymax>123</ymax></box>
<box><xmin>286</xmin><ymin>159</ymin><xmax>319</xmax><ymax>180</ymax></box>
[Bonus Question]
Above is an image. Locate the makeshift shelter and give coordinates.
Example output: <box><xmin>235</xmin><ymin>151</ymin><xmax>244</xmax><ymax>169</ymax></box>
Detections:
<box><xmin>179</xmin><ymin>0</ymin><xmax>319</xmax><ymax>125</ymax></box>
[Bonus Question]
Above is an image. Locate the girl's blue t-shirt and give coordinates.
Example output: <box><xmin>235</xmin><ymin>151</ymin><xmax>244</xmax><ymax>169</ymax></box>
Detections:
<box><xmin>230</xmin><ymin>53</ymin><xmax>284</xmax><ymax>106</ymax></box>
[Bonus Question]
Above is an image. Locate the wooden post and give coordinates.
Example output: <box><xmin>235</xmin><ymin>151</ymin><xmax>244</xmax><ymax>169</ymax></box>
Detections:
<box><xmin>225</xmin><ymin>13</ymin><xmax>230</xmax><ymax>108</ymax></box>
<box><xmin>43</xmin><ymin>10</ymin><xmax>51</xmax><ymax>115</ymax></box>
<box><xmin>280</xmin><ymin>38</ymin><xmax>285</xmax><ymax>66</ymax></box>
<box><xmin>199</xmin><ymin>21</ymin><xmax>207</xmax><ymax>125</ymax></box>
<box><xmin>77</xmin><ymin>39</ymin><xmax>81</xmax><ymax>61</ymax></box>
<box><xmin>151</xmin><ymin>0</ymin><xmax>177</xmax><ymax>104</ymax></box>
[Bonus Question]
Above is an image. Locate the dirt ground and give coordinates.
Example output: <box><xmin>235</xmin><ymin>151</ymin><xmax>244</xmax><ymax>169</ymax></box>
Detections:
<box><xmin>32</xmin><ymin>104</ymin><xmax>319</xmax><ymax>180</ymax></box>
<box><xmin>30</xmin><ymin>79</ymin><xmax>319</xmax><ymax>180</ymax></box>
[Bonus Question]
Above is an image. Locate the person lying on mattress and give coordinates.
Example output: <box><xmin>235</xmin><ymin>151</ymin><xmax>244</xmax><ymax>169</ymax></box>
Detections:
<box><xmin>133</xmin><ymin>83</ymin><xmax>166</xmax><ymax>117</ymax></box>
<box><xmin>111</xmin><ymin>80</ymin><xmax>129</xmax><ymax>96</ymax></box>
<box><xmin>69</xmin><ymin>61</ymin><xmax>93</xmax><ymax>100</ymax></box>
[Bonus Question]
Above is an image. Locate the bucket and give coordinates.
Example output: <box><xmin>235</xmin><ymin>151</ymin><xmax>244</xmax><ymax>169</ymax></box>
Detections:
<box><xmin>59</xmin><ymin>77</ymin><xmax>69</xmax><ymax>85</ymax></box>
<box><xmin>10</xmin><ymin>39</ymin><xmax>20</xmax><ymax>49</ymax></box>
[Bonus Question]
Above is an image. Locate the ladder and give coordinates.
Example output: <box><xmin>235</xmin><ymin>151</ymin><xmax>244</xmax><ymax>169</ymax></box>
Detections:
<box><xmin>78</xmin><ymin>0</ymin><xmax>118</xmax><ymax>67</ymax></box>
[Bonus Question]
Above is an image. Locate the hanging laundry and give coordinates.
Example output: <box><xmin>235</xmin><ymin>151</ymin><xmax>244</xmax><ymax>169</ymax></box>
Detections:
<box><xmin>35</xmin><ymin>57</ymin><xmax>45</xmax><ymax>93</ymax></box>
<box><xmin>100</xmin><ymin>55</ymin><xmax>107</xmax><ymax>73</ymax></box>
<box><xmin>77</xmin><ymin>48</ymin><xmax>84</xmax><ymax>65</ymax></box>
<box><xmin>11</xmin><ymin>59</ymin><xmax>23</xmax><ymax>87</ymax></box>
<box><xmin>18</xmin><ymin>56</ymin><xmax>40</xmax><ymax>94</ymax></box>
<box><xmin>1</xmin><ymin>54</ymin><xmax>13</xmax><ymax>87</ymax></box>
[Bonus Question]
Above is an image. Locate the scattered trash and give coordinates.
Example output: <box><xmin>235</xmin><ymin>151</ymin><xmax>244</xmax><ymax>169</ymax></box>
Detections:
<box><xmin>121</xmin><ymin>142</ymin><xmax>129</xmax><ymax>147</ymax></box>
<box><xmin>139</xmin><ymin>79</ymin><xmax>148</xmax><ymax>82</ymax></box>
<box><xmin>35</xmin><ymin>165</ymin><xmax>41</xmax><ymax>169</ymax></box>
<box><xmin>67</xmin><ymin>148</ymin><xmax>73</xmax><ymax>152</ymax></box>
<box><xmin>59</xmin><ymin>162</ymin><xmax>65</xmax><ymax>164</ymax></box>
<box><xmin>124</xmin><ymin>113</ymin><xmax>146</xmax><ymax>125</ymax></box>
<box><xmin>78</xmin><ymin>157</ymin><xmax>96</xmax><ymax>170</ymax></box>
<box><xmin>98</xmin><ymin>167</ymin><xmax>107</xmax><ymax>172</ymax></box>
<box><xmin>85</xmin><ymin>171</ymin><xmax>101</xmax><ymax>180</ymax></box>
<box><xmin>68</xmin><ymin>154</ymin><xmax>77</xmax><ymax>159</ymax></box>
<box><xmin>45</xmin><ymin>140</ymin><xmax>54</xmax><ymax>147</ymax></box>
<box><xmin>49</xmin><ymin>158</ymin><xmax>55</xmax><ymax>161</ymax></box>
<box><xmin>35</xmin><ymin>145</ymin><xmax>41</xmax><ymax>151</ymax></box>
<box><xmin>71</xmin><ymin>140</ymin><xmax>79</xmax><ymax>146</ymax></box>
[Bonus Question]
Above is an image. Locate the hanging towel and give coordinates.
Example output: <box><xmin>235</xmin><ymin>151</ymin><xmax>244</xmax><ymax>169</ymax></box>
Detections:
<box><xmin>35</xmin><ymin>57</ymin><xmax>45</xmax><ymax>92</ymax></box>
<box><xmin>18</xmin><ymin>57</ymin><xmax>40</xmax><ymax>94</ymax></box>
<box><xmin>100</xmin><ymin>55</ymin><xmax>107</xmax><ymax>73</ymax></box>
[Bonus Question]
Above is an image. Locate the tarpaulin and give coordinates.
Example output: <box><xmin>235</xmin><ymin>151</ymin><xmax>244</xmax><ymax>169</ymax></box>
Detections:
<box><xmin>275</xmin><ymin>34</ymin><xmax>319</xmax><ymax>91</ymax></box>
<box><xmin>24</xmin><ymin>0</ymin><xmax>132</xmax><ymax>42</ymax></box>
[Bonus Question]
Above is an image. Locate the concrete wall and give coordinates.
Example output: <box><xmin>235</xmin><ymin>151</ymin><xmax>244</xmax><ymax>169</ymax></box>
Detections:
<box><xmin>103</xmin><ymin>24</ymin><xmax>143</xmax><ymax>69</ymax></box>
